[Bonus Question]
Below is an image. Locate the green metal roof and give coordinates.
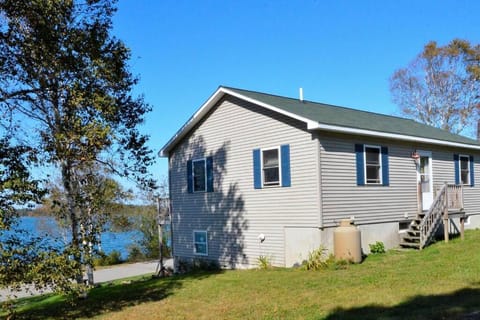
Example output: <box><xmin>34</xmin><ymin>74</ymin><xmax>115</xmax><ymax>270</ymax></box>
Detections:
<box><xmin>224</xmin><ymin>86</ymin><xmax>480</xmax><ymax>146</ymax></box>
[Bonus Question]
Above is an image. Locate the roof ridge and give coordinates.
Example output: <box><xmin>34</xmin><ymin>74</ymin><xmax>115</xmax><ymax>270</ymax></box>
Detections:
<box><xmin>160</xmin><ymin>85</ymin><xmax>480</xmax><ymax>156</ymax></box>
<box><xmin>221</xmin><ymin>85</ymin><xmax>425</xmax><ymax>125</ymax></box>
<box><xmin>220</xmin><ymin>85</ymin><xmax>479</xmax><ymax>145</ymax></box>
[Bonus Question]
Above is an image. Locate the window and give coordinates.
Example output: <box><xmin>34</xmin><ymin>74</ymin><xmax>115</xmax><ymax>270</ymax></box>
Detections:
<box><xmin>355</xmin><ymin>144</ymin><xmax>389</xmax><ymax>186</ymax></box>
<box><xmin>263</xmin><ymin>148</ymin><xmax>280</xmax><ymax>186</ymax></box>
<box><xmin>459</xmin><ymin>155</ymin><xmax>470</xmax><ymax>185</ymax></box>
<box><xmin>365</xmin><ymin>146</ymin><xmax>381</xmax><ymax>184</ymax></box>
<box><xmin>253</xmin><ymin>145</ymin><xmax>291</xmax><ymax>189</ymax></box>
<box><xmin>193</xmin><ymin>159</ymin><xmax>206</xmax><ymax>192</ymax></box>
<box><xmin>399</xmin><ymin>221</ymin><xmax>411</xmax><ymax>232</ymax></box>
<box><xmin>193</xmin><ymin>230</ymin><xmax>208</xmax><ymax>255</ymax></box>
<box><xmin>187</xmin><ymin>157</ymin><xmax>214</xmax><ymax>193</ymax></box>
<box><xmin>454</xmin><ymin>154</ymin><xmax>475</xmax><ymax>187</ymax></box>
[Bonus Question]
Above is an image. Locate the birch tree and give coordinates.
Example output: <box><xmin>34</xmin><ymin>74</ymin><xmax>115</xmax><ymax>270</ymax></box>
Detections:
<box><xmin>0</xmin><ymin>0</ymin><xmax>155</xmax><ymax>284</ymax></box>
<box><xmin>390</xmin><ymin>39</ymin><xmax>480</xmax><ymax>136</ymax></box>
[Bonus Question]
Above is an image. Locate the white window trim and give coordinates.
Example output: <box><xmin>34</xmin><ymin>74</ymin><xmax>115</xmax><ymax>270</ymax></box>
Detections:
<box><xmin>193</xmin><ymin>230</ymin><xmax>208</xmax><ymax>256</ymax></box>
<box><xmin>459</xmin><ymin>154</ymin><xmax>470</xmax><ymax>185</ymax></box>
<box><xmin>364</xmin><ymin>145</ymin><xmax>382</xmax><ymax>185</ymax></box>
<box><xmin>192</xmin><ymin>158</ymin><xmax>207</xmax><ymax>193</ymax></box>
<box><xmin>261</xmin><ymin>146</ymin><xmax>282</xmax><ymax>187</ymax></box>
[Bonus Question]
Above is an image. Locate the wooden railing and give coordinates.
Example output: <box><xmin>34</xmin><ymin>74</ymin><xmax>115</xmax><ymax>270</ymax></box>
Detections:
<box><xmin>419</xmin><ymin>184</ymin><xmax>447</xmax><ymax>249</ymax></box>
<box><xmin>419</xmin><ymin>183</ymin><xmax>464</xmax><ymax>249</ymax></box>
<box><xmin>446</xmin><ymin>184</ymin><xmax>463</xmax><ymax>210</ymax></box>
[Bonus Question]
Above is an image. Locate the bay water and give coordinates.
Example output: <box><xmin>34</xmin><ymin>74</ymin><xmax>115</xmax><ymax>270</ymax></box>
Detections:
<box><xmin>14</xmin><ymin>216</ymin><xmax>141</xmax><ymax>260</ymax></box>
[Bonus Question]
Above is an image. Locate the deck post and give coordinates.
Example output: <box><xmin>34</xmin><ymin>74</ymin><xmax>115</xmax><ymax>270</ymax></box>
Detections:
<box><xmin>460</xmin><ymin>216</ymin><xmax>465</xmax><ymax>241</ymax></box>
<box><xmin>443</xmin><ymin>182</ymin><xmax>449</xmax><ymax>243</ymax></box>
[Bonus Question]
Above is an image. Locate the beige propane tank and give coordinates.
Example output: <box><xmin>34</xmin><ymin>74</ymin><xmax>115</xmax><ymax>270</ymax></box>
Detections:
<box><xmin>334</xmin><ymin>219</ymin><xmax>362</xmax><ymax>263</ymax></box>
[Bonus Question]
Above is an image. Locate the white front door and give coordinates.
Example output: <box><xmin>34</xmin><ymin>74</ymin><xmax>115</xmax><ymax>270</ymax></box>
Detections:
<box><xmin>418</xmin><ymin>151</ymin><xmax>433</xmax><ymax>211</ymax></box>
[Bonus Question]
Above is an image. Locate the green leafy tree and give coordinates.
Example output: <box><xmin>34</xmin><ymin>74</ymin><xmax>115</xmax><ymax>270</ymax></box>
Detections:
<box><xmin>0</xmin><ymin>138</ymin><xmax>41</xmax><ymax>230</ymax></box>
<box><xmin>131</xmin><ymin>205</ymin><xmax>171</xmax><ymax>260</ymax></box>
<box><xmin>0</xmin><ymin>0</ymin><xmax>155</xmax><ymax>284</ymax></box>
<box><xmin>47</xmin><ymin>166</ymin><xmax>132</xmax><ymax>284</ymax></box>
<box><xmin>127</xmin><ymin>179</ymin><xmax>171</xmax><ymax>263</ymax></box>
<box><xmin>0</xmin><ymin>138</ymin><xmax>79</xmax><ymax>314</ymax></box>
<box><xmin>390</xmin><ymin>39</ymin><xmax>480</xmax><ymax>136</ymax></box>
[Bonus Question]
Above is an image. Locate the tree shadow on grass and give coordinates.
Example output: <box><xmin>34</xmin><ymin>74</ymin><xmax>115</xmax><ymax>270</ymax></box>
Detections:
<box><xmin>12</xmin><ymin>271</ymin><xmax>222</xmax><ymax>320</ymax></box>
<box><xmin>325</xmin><ymin>287</ymin><xmax>480</xmax><ymax>320</ymax></box>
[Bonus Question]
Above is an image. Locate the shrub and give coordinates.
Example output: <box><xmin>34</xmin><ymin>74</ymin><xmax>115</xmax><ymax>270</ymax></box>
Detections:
<box><xmin>369</xmin><ymin>241</ymin><xmax>386</xmax><ymax>254</ymax></box>
<box><xmin>93</xmin><ymin>250</ymin><xmax>124</xmax><ymax>266</ymax></box>
<box><xmin>257</xmin><ymin>255</ymin><xmax>272</xmax><ymax>269</ymax></box>
<box><xmin>127</xmin><ymin>245</ymin><xmax>145</xmax><ymax>262</ymax></box>
<box><xmin>175</xmin><ymin>258</ymin><xmax>220</xmax><ymax>273</ymax></box>
<box><xmin>303</xmin><ymin>246</ymin><xmax>329</xmax><ymax>270</ymax></box>
<box><xmin>191</xmin><ymin>258</ymin><xmax>220</xmax><ymax>271</ymax></box>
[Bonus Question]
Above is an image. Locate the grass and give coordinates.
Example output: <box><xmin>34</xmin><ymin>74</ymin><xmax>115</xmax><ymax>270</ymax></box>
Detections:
<box><xmin>3</xmin><ymin>231</ymin><xmax>480</xmax><ymax>319</ymax></box>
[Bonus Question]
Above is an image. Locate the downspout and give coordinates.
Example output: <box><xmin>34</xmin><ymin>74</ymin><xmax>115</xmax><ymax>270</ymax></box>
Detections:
<box><xmin>314</xmin><ymin>133</ymin><xmax>323</xmax><ymax>228</ymax></box>
<box><xmin>168</xmin><ymin>155</ymin><xmax>175</xmax><ymax>272</ymax></box>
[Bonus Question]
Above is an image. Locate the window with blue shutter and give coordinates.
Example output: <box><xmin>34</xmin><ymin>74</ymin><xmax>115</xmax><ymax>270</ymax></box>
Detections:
<box><xmin>280</xmin><ymin>144</ymin><xmax>291</xmax><ymax>187</ymax></box>
<box><xmin>454</xmin><ymin>154</ymin><xmax>460</xmax><ymax>185</ymax></box>
<box><xmin>253</xmin><ymin>149</ymin><xmax>261</xmax><ymax>189</ymax></box>
<box><xmin>381</xmin><ymin>146</ymin><xmax>389</xmax><ymax>186</ymax></box>
<box><xmin>253</xmin><ymin>144</ymin><xmax>291</xmax><ymax>188</ymax></box>
<box><xmin>356</xmin><ymin>144</ymin><xmax>389</xmax><ymax>186</ymax></box>
<box><xmin>470</xmin><ymin>155</ymin><xmax>475</xmax><ymax>187</ymax></box>
<box><xmin>206</xmin><ymin>156</ymin><xmax>214</xmax><ymax>192</ymax></box>
<box><xmin>355</xmin><ymin>144</ymin><xmax>365</xmax><ymax>186</ymax></box>
<box><xmin>187</xmin><ymin>160</ymin><xmax>193</xmax><ymax>193</ymax></box>
<box><xmin>188</xmin><ymin>157</ymin><xmax>214</xmax><ymax>193</ymax></box>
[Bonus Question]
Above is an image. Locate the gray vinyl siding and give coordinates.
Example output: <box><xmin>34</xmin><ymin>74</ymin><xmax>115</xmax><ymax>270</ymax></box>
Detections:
<box><xmin>169</xmin><ymin>96</ymin><xmax>320</xmax><ymax>267</ymax></box>
<box><xmin>318</xmin><ymin>136</ymin><xmax>480</xmax><ymax>227</ymax></box>
<box><xmin>432</xmin><ymin>148</ymin><xmax>480</xmax><ymax>216</ymax></box>
<box><xmin>319</xmin><ymin>134</ymin><xmax>418</xmax><ymax>226</ymax></box>
<box><xmin>168</xmin><ymin>92</ymin><xmax>480</xmax><ymax>267</ymax></box>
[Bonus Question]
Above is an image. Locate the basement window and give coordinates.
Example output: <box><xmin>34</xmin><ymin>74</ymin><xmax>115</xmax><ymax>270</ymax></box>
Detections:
<box><xmin>193</xmin><ymin>230</ymin><xmax>208</xmax><ymax>256</ymax></box>
<box><xmin>399</xmin><ymin>221</ymin><xmax>410</xmax><ymax>232</ymax></box>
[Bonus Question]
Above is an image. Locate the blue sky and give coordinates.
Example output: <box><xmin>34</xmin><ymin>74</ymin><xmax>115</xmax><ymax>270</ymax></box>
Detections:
<box><xmin>112</xmin><ymin>0</ymin><xmax>480</xmax><ymax>183</ymax></box>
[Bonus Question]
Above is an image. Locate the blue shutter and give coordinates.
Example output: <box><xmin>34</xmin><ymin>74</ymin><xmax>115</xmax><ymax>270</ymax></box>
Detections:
<box><xmin>381</xmin><ymin>146</ymin><xmax>389</xmax><ymax>186</ymax></box>
<box><xmin>470</xmin><ymin>155</ymin><xmax>475</xmax><ymax>187</ymax></box>
<box><xmin>280</xmin><ymin>144</ymin><xmax>291</xmax><ymax>187</ymax></box>
<box><xmin>206</xmin><ymin>156</ymin><xmax>214</xmax><ymax>192</ymax></box>
<box><xmin>355</xmin><ymin>144</ymin><xmax>365</xmax><ymax>186</ymax></box>
<box><xmin>253</xmin><ymin>149</ymin><xmax>261</xmax><ymax>189</ymax></box>
<box><xmin>454</xmin><ymin>154</ymin><xmax>460</xmax><ymax>185</ymax></box>
<box><xmin>187</xmin><ymin>160</ymin><xmax>193</xmax><ymax>193</ymax></box>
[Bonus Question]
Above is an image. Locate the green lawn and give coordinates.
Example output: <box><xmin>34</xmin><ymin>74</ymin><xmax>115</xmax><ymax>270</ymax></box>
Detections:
<box><xmin>4</xmin><ymin>231</ymin><xmax>480</xmax><ymax>320</ymax></box>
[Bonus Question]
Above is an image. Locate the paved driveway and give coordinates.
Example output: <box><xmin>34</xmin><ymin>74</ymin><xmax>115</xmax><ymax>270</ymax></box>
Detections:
<box><xmin>0</xmin><ymin>259</ymin><xmax>173</xmax><ymax>301</ymax></box>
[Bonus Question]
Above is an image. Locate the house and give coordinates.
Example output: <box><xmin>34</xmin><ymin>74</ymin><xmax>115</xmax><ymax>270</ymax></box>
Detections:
<box><xmin>160</xmin><ymin>86</ymin><xmax>480</xmax><ymax>269</ymax></box>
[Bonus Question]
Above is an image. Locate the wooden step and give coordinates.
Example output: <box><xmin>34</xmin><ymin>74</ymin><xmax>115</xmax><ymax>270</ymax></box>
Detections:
<box><xmin>402</xmin><ymin>235</ymin><xmax>420</xmax><ymax>242</ymax></box>
<box><xmin>399</xmin><ymin>241</ymin><xmax>420</xmax><ymax>249</ymax></box>
<box><xmin>409</xmin><ymin>224</ymin><xmax>420</xmax><ymax>231</ymax></box>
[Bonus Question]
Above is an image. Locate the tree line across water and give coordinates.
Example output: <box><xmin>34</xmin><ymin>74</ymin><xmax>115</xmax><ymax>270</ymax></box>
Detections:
<box><xmin>16</xmin><ymin>203</ymin><xmax>171</xmax><ymax>266</ymax></box>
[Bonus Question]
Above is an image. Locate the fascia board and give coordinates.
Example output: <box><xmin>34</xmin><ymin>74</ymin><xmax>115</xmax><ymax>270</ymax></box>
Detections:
<box><xmin>159</xmin><ymin>87</ymin><xmax>316</xmax><ymax>157</ymax></box>
<box><xmin>310</xmin><ymin>122</ymin><xmax>480</xmax><ymax>151</ymax></box>
<box><xmin>159</xmin><ymin>87</ymin><xmax>226</xmax><ymax>157</ymax></box>
<box><xmin>160</xmin><ymin>87</ymin><xmax>480</xmax><ymax>157</ymax></box>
